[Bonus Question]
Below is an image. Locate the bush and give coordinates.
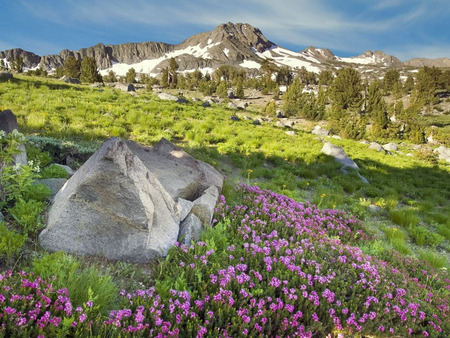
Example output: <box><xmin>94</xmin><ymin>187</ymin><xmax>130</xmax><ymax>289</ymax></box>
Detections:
<box><xmin>0</xmin><ymin>222</ymin><xmax>27</xmax><ymax>262</ymax></box>
<box><xmin>40</xmin><ymin>164</ymin><xmax>69</xmax><ymax>179</ymax></box>
<box><xmin>389</xmin><ymin>208</ymin><xmax>420</xmax><ymax>227</ymax></box>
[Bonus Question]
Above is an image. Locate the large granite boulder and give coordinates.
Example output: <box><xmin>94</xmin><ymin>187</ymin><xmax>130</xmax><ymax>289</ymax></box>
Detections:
<box><xmin>39</xmin><ymin>137</ymin><xmax>223</xmax><ymax>263</ymax></box>
<box><xmin>434</xmin><ymin>146</ymin><xmax>450</xmax><ymax>163</ymax></box>
<box><xmin>0</xmin><ymin>110</ymin><xmax>27</xmax><ymax>166</ymax></box>
<box><xmin>321</xmin><ymin>142</ymin><xmax>368</xmax><ymax>183</ymax></box>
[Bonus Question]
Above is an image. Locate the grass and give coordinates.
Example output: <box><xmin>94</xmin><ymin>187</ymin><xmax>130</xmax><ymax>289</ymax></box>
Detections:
<box><xmin>0</xmin><ymin>75</ymin><xmax>449</xmax><ymax>336</ymax></box>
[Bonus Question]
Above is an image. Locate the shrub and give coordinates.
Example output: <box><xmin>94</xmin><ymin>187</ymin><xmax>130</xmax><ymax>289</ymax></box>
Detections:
<box><xmin>410</xmin><ymin>225</ymin><xmax>445</xmax><ymax>247</ymax></box>
<box><xmin>389</xmin><ymin>208</ymin><xmax>420</xmax><ymax>227</ymax></box>
<box><xmin>0</xmin><ymin>222</ymin><xmax>27</xmax><ymax>262</ymax></box>
<box><xmin>40</xmin><ymin>164</ymin><xmax>69</xmax><ymax>179</ymax></box>
<box><xmin>32</xmin><ymin>252</ymin><xmax>120</xmax><ymax>315</ymax></box>
<box><xmin>8</xmin><ymin>198</ymin><xmax>45</xmax><ymax>233</ymax></box>
<box><xmin>418</xmin><ymin>249</ymin><xmax>448</xmax><ymax>269</ymax></box>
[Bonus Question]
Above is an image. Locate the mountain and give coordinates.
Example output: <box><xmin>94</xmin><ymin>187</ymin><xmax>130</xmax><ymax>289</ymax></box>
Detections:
<box><xmin>1</xmin><ymin>22</ymin><xmax>449</xmax><ymax>76</ymax></box>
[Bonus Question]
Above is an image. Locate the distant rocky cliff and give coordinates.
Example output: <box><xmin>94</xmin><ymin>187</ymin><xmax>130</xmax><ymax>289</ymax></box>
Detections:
<box><xmin>0</xmin><ymin>22</ymin><xmax>449</xmax><ymax>74</ymax></box>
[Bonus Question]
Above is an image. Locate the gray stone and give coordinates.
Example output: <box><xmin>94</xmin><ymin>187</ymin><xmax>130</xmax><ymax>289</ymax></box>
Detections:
<box><xmin>369</xmin><ymin>142</ymin><xmax>385</xmax><ymax>152</ymax></box>
<box><xmin>434</xmin><ymin>146</ymin><xmax>450</xmax><ymax>163</ymax></box>
<box><xmin>116</xmin><ymin>83</ymin><xmax>135</xmax><ymax>92</ymax></box>
<box><xmin>202</xmin><ymin>100</ymin><xmax>211</xmax><ymax>107</ymax></box>
<box><xmin>178</xmin><ymin>214</ymin><xmax>203</xmax><ymax>245</ymax></box>
<box><xmin>368</xmin><ymin>205</ymin><xmax>382</xmax><ymax>213</ymax></box>
<box><xmin>332</xmin><ymin>135</ymin><xmax>342</xmax><ymax>140</ymax></box>
<box><xmin>312</xmin><ymin>125</ymin><xmax>329</xmax><ymax>136</ymax></box>
<box><xmin>190</xmin><ymin>186</ymin><xmax>220</xmax><ymax>226</ymax></box>
<box><xmin>0</xmin><ymin>110</ymin><xmax>27</xmax><ymax>166</ymax></box>
<box><xmin>321</xmin><ymin>142</ymin><xmax>359</xmax><ymax>170</ymax></box>
<box><xmin>228</xmin><ymin>102</ymin><xmax>238</xmax><ymax>109</ymax></box>
<box><xmin>61</xmin><ymin>76</ymin><xmax>80</xmax><ymax>84</ymax></box>
<box><xmin>285</xmin><ymin>131</ymin><xmax>297</xmax><ymax>136</ymax></box>
<box><xmin>0</xmin><ymin>71</ymin><xmax>13</xmax><ymax>80</ymax></box>
<box><xmin>276</xmin><ymin>121</ymin><xmax>288</xmax><ymax>128</ymax></box>
<box><xmin>39</xmin><ymin>137</ymin><xmax>224</xmax><ymax>263</ymax></box>
<box><xmin>252</xmin><ymin>120</ymin><xmax>261</xmax><ymax>125</ymax></box>
<box><xmin>383</xmin><ymin>143</ymin><xmax>398</xmax><ymax>152</ymax></box>
<box><xmin>36</xmin><ymin>178</ymin><xmax>68</xmax><ymax>201</ymax></box>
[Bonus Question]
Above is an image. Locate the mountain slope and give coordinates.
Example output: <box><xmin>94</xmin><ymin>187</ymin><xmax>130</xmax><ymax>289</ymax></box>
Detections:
<box><xmin>1</xmin><ymin>22</ymin><xmax>449</xmax><ymax>76</ymax></box>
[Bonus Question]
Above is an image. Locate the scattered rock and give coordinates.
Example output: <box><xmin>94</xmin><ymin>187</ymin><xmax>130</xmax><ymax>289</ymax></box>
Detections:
<box><xmin>383</xmin><ymin>143</ymin><xmax>398</xmax><ymax>152</ymax></box>
<box><xmin>230</xmin><ymin>115</ymin><xmax>240</xmax><ymax>121</ymax></box>
<box><xmin>276</xmin><ymin>110</ymin><xmax>284</xmax><ymax>118</ymax></box>
<box><xmin>368</xmin><ymin>205</ymin><xmax>382</xmax><ymax>213</ymax></box>
<box><xmin>36</xmin><ymin>178</ymin><xmax>68</xmax><ymax>201</ymax></box>
<box><xmin>116</xmin><ymin>83</ymin><xmax>136</xmax><ymax>92</ymax></box>
<box><xmin>228</xmin><ymin>102</ymin><xmax>238</xmax><ymax>110</ymax></box>
<box><xmin>0</xmin><ymin>110</ymin><xmax>27</xmax><ymax>166</ymax></box>
<box><xmin>202</xmin><ymin>101</ymin><xmax>211</xmax><ymax>107</ymax></box>
<box><xmin>178</xmin><ymin>214</ymin><xmax>203</xmax><ymax>245</ymax></box>
<box><xmin>0</xmin><ymin>71</ymin><xmax>13</xmax><ymax>81</ymax></box>
<box><xmin>321</xmin><ymin>142</ymin><xmax>368</xmax><ymax>183</ymax></box>
<box><xmin>89</xmin><ymin>83</ymin><xmax>103</xmax><ymax>89</ymax></box>
<box><xmin>360</xmin><ymin>140</ymin><xmax>370</xmax><ymax>145</ymax></box>
<box><xmin>276</xmin><ymin>121</ymin><xmax>289</xmax><ymax>128</ymax></box>
<box><xmin>369</xmin><ymin>142</ymin><xmax>385</xmax><ymax>152</ymax></box>
<box><xmin>332</xmin><ymin>135</ymin><xmax>342</xmax><ymax>140</ymax></box>
<box><xmin>39</xmin><ymin>137</ymin><xmax>223</xmax><ymax>263</ymax></box>
<box><xmin>252</xmin><ymin>120</ymin><xmax>261</xmax><ymax>126</ymax></box>
<box><xmin>61</xmin><ymin>76</ymin><xmax>80</xmax><ymax>84</ymax></box>
<box><xmin>434</xmin><ymin>146</ymin><xmax>450</xmax><ymax>163</ymax></box>
<box><xmin>312</xmin><ymin>125</ymin><xmax>329</xmax><ymax>136</ymax></box>
<box><xmin>285</xmin><ymin>131</ymin><xmax>297</xmax><ymax>136</ymax></box>
<box><xmin>157</xmin><ymin>92</ymin><xmax>188</xmax><ymax>103</ymax></box>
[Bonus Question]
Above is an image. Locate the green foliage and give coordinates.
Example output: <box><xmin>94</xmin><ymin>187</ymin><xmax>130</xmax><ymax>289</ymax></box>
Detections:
<box><xmin>409</xmin><ymin>225</ymin><xmax>445</xmax><ymax>247</ymax></box>
<box><xmin>32</xmin><ymin>252</ymin><xmax>120</xmax><ymax>315</ymax></box>
<box><xmin>235</xmin><ymin>78</ymin><xmax>244</xmax><ymax>99</ymax></box>
<box><xmin>366</xmin><ymin>80</ymin><xmax>389</xmax><ymax>137</ymax></box>
<box><xmin>125</xmin><ymin>67</ymin><xmax>136</xmax><ymax>83</ymax></box>
<box><xmin>25</xmin><ymin>144</ymin><xmax>53</xmax><ymax>168</ymax></box>
<box><xmin>21</xmin><ymin>183</ymin><xmax>51</xmax><ymax>202</ymax></box>
<box><xmin>0</xmin><ymin>222</ymin><xmax>27</xmax><ymax>262</ymax></box>
<box><xmin>64</xmin><ymin>55</ymin><xmax>81</xmax><ymax>79</ymax></box>
<box><xmin>329</xmin><ymin>67</ymin><xmax>363</xmax><ymax>112</ymax></box>
<box><xmin>215</xmin><ymin>81</ymin><xmax>228</xmax><ymax>98</ymax></box>
<box><xmin>318</xmin><ymin>69</ymin><xmax>334</xmax><ymax>86</ymax></box>
<box><xmin>417</xmin><ymin>248</ymin><xmax>448</xmax><ymax>268</ymax></box>
<box><xmin>40</xmin><ymin>163</ymin><xmax>69</xmax><ymax>179</ymax></box>
<box><xmin>8</xmin><ymin>198</ymin><xmax>45</xmax><ymax>233</ymax></box>
<box><xmin>80</xmin><ymin>57</ymin><xmax>102</xmax><ymax>83</ymax></box>
<box><xmin>265</xmin><ymin>100</ymin><xmax>277</xmax><ymax>117</ymax></box>
<box><xmin>389</xmin><ymin>208</ymin><xmax>420</xmax><ymax>228</ymax></box>
<box><xmin>103</xmin><ymin>70</ymin><xmax>117</xmax><ymax>83</ymax></box>
<box><xmin>382</xmin><ymin>68</ymin><xmax>401</xmax><ymax>94</ymax></box>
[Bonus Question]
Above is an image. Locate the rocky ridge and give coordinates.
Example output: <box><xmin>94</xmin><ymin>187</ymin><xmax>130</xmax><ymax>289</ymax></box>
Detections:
<box><xmin>1</xmin><ymin>22</ymin><xmax>449</xmax><ymax>75</ymax></box>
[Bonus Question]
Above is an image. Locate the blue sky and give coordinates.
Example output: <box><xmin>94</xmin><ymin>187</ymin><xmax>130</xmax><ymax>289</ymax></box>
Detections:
<box><xmin>1</xmin><ymin>0</ymin><xmax>449</xmax><ymax>61</ymax></box>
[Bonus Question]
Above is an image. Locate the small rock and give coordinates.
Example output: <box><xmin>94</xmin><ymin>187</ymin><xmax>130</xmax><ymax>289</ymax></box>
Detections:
<box><xmin>285</xmin><ymin>131</ymin><xmax>297</xmax><ymax>136</ymax></box>
<box><xmin>116</xmin><ymin>83</ymin><xmax>135</xmax><ymax>92</ymax></box>
<box><xmin>312</xmin><ymin>125</ymin><xmax>329</xmax><ymax>136</ymax></box>
<box><xmin>332</xmin><ymin>135</ymin><xmax>342</xmax><ymax>140</ymax></box>
<box><xmin>369</xmin><ymin>142</ymin><xmax>385</xmax><ymax>152</ymax></box>
<box><xmin>368</xmin><ymin>205</ymin><xmax>382</xmax><ymax>213</ymax></box>
<box><xmin>228</xmin><ymin>102</ymin><xmax>238</xmax><ymax>109</ymax></box>
<box><xmin>252</xmin><ymin>120</ymin><xmax>261</xmax><ymax>125</ymax></box>
<box><xmin>178</xmin><ymin>214</ymin><xmax>203</xmax><ymax>245</ymax></box>
<box><xmin>61</xmin><ymin>76</ymin><xmax>80</xmax><ymax>84</ymax></box>
<box><xmin>230</xmin><ymin>115</ymin><xmax>240</xmax><ymax>121</ymax></box>
<box><xmin>202</xmin><ymin>101</ymin><xmax>211</xmax><ymax>107</ymax></box>
<box><xmin>36</xmin><ymin>178</ymin><xmax>68</xmax><ymax>201</ymax></box>
<box><xmin>383</xmin><ymin>143</ymin><xmax>398</xmax><ymax>152</ymax></box>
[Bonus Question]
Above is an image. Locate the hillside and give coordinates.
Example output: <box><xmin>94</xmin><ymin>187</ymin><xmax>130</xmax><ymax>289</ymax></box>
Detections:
<box><xmin>0</xmin><ymin>75</ymin><xmax>449</xmax><ymax>336</ymax></box>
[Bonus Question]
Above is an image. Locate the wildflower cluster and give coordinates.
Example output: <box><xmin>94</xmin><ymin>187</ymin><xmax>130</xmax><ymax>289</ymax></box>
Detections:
<box><xmin>1</xmin><ymin>184</ymin><xmax>448</xmax><ymax>337</ymax></box>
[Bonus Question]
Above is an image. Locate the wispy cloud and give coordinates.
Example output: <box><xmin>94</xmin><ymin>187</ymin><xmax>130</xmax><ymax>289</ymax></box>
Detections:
<box><xmin>9</xmin><ymin>0</ymin><xmax>450</xmax><ymax>59</ymax></box>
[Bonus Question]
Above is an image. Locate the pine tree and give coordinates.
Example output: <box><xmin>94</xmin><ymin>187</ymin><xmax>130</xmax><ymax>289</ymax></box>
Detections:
<box><xmin>366</xmin><ymin>80</ymin><xmax>389</xmax><ymax>137</ymax></box>
<box><xmin>10</xmin><ymin>56</ymin><xmax>24</xmax><ymax>73</ymax></box>
<box><xmin>64</xmin><ymin>55</ymin><xmax>81</xmax><ymax>78</ymax></box>
<box><xmin>328</xmin><ymin>68</ymin><xmax>364</xmax><ymax>138</ymax></box>
<box><xmin>235</xmin><ymin>78</ymin><xmax>244</xmax><ymax>99</ymax></box>
<box><xmin>0</xmin><ymin>59</ymin><xmax>6</xmax><ymax>71</ymax></box>
<box><xmin>282</xmin><ymin>78</ymin><xmax>304</xmax><ymax>117</ymax></box>
<box><xmin>80</xmin><ymin>57</ymin><xmax>101</xmax><ymax>83</ymax></box>
<box><xmin>403</xmin><ymin>74</ymin><xmax>414</xmax><ymax>94</ymax></box>
<box><xmin>125</xmin><ymin>68</ymin><xmax>136</xmax><ymax>83</ymax></box>
<box><xmin>383</xmin><ymin>69</ymin><xmax>400</xmax><ymax>94</ymax></box>
<box><xmin>104</xmin><ymin>70</ymin><xmax>117</xmax><ymax>83</ymax></box>
<box><xmin>55</xmin><ymin>66</ymin><xmax>64</xmax><ymax>78</ymax></box>
<box><xmin>169</xmin><ymin>58</ymin><xmax>179</xmax><ymax>88</ymax></box>
<box><xmin>215</xmin><ymin>81</ymin><xmax>228</xmax><ymax>99</ymax></box>
<box><xmin>318</xmin><ymin>70</ymin><xmax>334</xmax><ymax>86</ymax></box>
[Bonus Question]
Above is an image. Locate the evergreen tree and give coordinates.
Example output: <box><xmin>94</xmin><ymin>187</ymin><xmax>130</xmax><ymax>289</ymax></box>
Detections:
<box><xmin>276</xmin><ymin>66</ymin><xmax>293</xmax><ymax>86</ymax></box>
<box><xmin>215</xmin><ymin>81</ymin><xmax>228</xmax><ymax>99</ymax></box>
<box><xmin>439</xmin><ymin>70</ymin><xmax>450</xmax><ymax>91</ymax></box>
<box><xmin>0</xmin><ymin>59</ymin><xmax>6</xmax><ymax>71</ymax></box>
<box><xmin>10</xmin><ymin>56</ymin><xmax>24</xmax><ymax>73</ymax></box>
<box><xmin>318</xmin><ymin>70</ymin><xmax>334</xmax><ymax>86</ymax></box>
<box><xmin>265</xmin><ymin>101</ymin><xmax>277</xmax><ymax>118</ymax></box>
<box><xmin>168</xmin><ymin>58</ymin><xmax>179</xmax><ymax>88</ymax></box>
<box><xmin>104</xmin><ymin>70</ymin><xmax>117</xmax><ymax>83</ymax></box>
<box><xmin>161</xmin><ymin>67</ymin><xmax>169</xmax><ymax>87</ymax></box>
<box><xmin>125</xmin><ymin>68</ymin><xmax>136</xmax><ymax>83</ymax></box>
<box><xmin>412</xmin><ymin>66</ymin><xmax>439</xmax><ymax>106</ymax></box>
<box><xmin>235</xmin><ymin>78</ymin><xmax>244</xmax><ymax>99</ymax></box>
<box><xmin>328</xmin><ymin>68</ymin><xmax>364</xmax><ymax>138</ymax></box>
<box><xmin>273</xmin><ymin>83</ymin><xmax>280</xmax><ymax>100</ymax></box>
<box><xmin>80</xmin><ymin>57</ymin><xmax>102</xmax><ymax>83</ymax></box>
<box><xmin>282</xmin><ymin>78</ymin><xmax>304</xmax><ymax>117</ymax></box>
<box><xmin>403</xmin><ymin>74</ymin><xmax>414</xmax><ymax>93</ymax></box>
<box><xmin>366</xmin><ymin>80</ymin><xmax>389</xmax><ymax>137</ymax></box>
<box><xmin>383</xmin><ymin>68</ymin><xmax>400</xmax><ymax>94</ymax></box>
<box><xmin>64</xmin><ymin>56</ymin><xmax>81</xmax><ymax>78</ymax></box>
<box><xmin>55</xmin><ymin>65</ymin><xmax>64</xmax><ymax>78</ymax></box>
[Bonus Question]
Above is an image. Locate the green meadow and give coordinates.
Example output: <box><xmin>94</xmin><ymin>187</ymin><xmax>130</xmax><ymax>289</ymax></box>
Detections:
<box><xmin>1</xmin><ymin>75</ymin><xmax>449</xmax><ymax>265</ymax></box>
